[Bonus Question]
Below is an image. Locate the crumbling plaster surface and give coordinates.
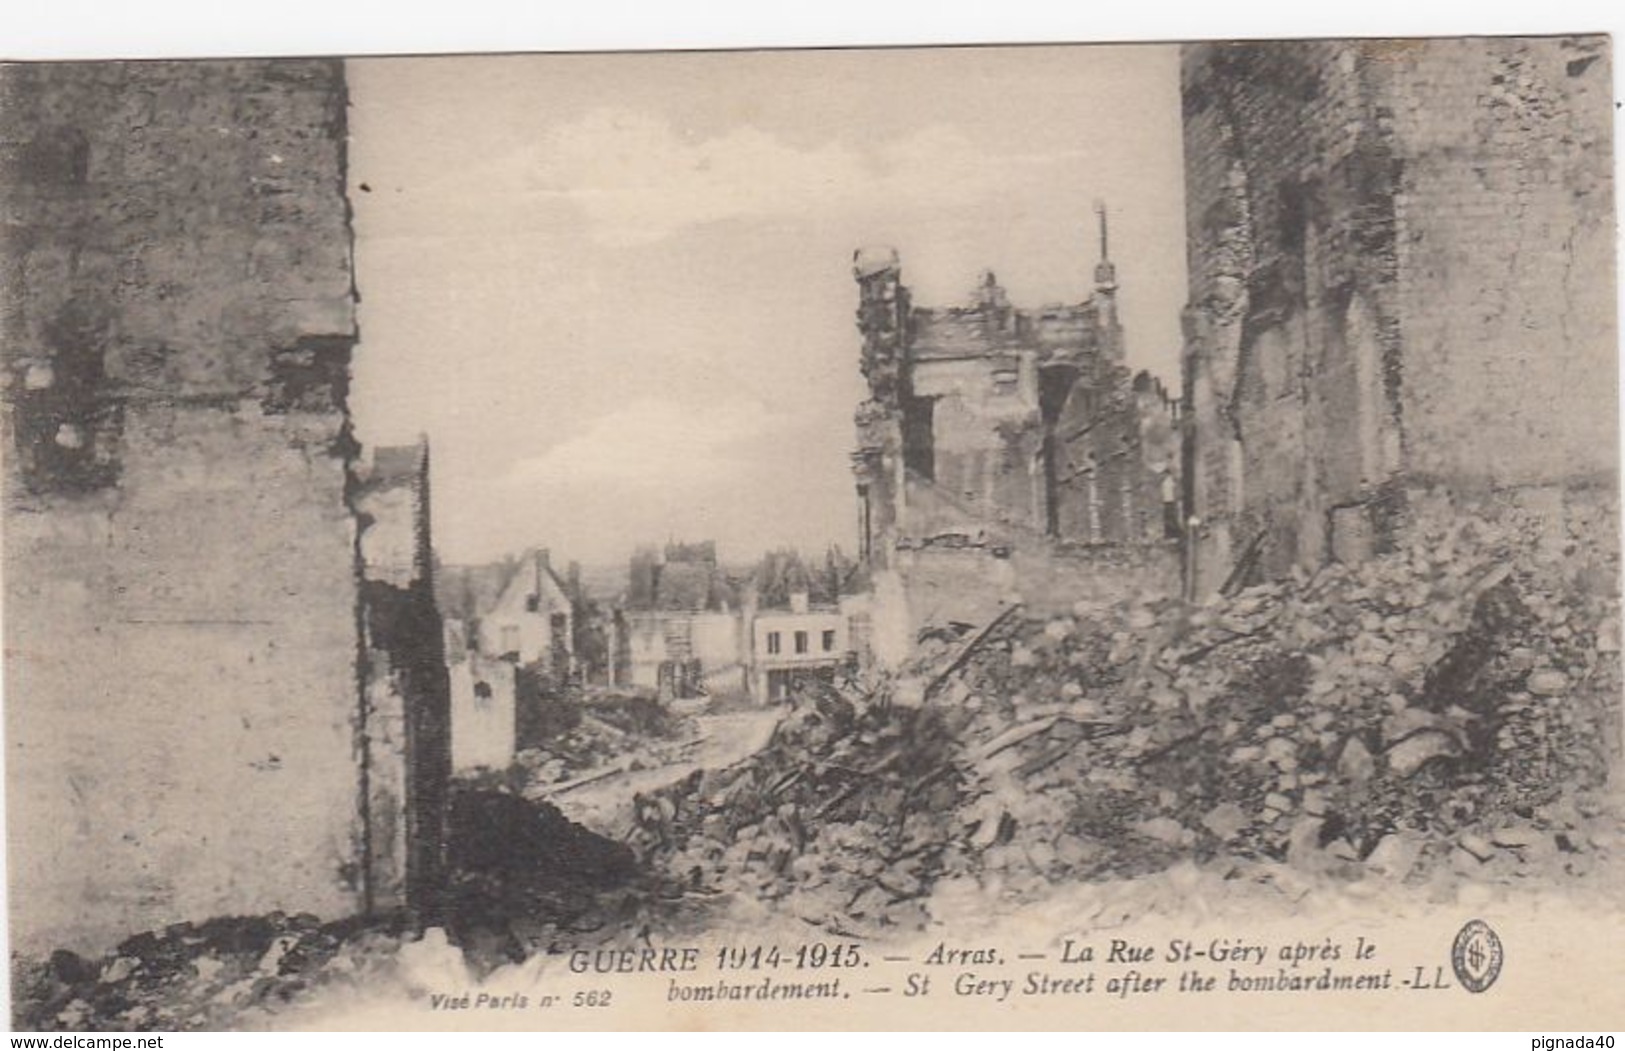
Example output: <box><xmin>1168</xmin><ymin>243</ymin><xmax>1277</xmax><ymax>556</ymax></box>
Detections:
<box><xmin>2</xmin><ymin>59</ymin><xmax>368</xmax><ymax>954</ymax></box>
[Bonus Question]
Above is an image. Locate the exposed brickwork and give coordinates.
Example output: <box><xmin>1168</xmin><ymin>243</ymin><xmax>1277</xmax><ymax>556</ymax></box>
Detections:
<box><xmin>1180</xmin><ymin>37</ymin><xmax>1616</xmax><ymax>592</ymax></box>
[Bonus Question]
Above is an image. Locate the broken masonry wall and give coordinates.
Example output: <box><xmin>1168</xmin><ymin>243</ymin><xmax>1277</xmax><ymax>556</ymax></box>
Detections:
<box><xmin>1013</xmin><ymin>541</ymin><xmax>1182</xmax><ymax>617</ymax></box>
<box><xmin>1383</xmin><ymin>37</ymin><xmax>1616</xmax><ymax>492</ymax></box>
<box><xmin>872</xmin><ymin>540</ymin><xmax>1181</xmax><ymax>667</ymax></box>
<box><xmin>906</xmin><ymin>349</ymin><xmax>1046</xmax><ymax>539</ymax></box>
<box><xmin>652</xmin><ymin>559</ymin><xmax>717</xmax><ymax>612</ymax></box>
<box><xmin>354</xmin><ymin>442</ymin><xmax>452</xmax><ymax>914</ymax></box>
<box><xmin>853</xmin><ymin>247</ymin><xmax>1178</xmax><ymax>654</ymax></box>
<box><xmin>851</xmin><ymin>250</ymin><xmax>911</xmax><ymax>572</ymax></box>
<box><xmin>1179</xmin><ymin>38</ymin><xmax>1616</xmax><ymax>594</ymax></box>
<box><xmin>1135</xmin><ymin>371</ymin><xmax>1183</xmax><ymax>538</ymax></box>
<box><xmin>691</xmin><ymin>610</ymin><xmax>749</xmax><ymax>699</ymax></box>
<box><xmin>855</xmin><ymin>250</ymin><xmax>1170</xmax><ymax>565</ymax></box>
<box><xmin>1181</xmin><ymin>40</ymin><xmax>1406</xmax><ymax>587</ymax></box>
<box><xmin>887</xmin><ymin>548</ymin><xmax>1019</xmax><ymax>647</ymax></box>
<box><xmin>608</xmin><ymin>608</ymin><xmax>634</xmax><ymax>687</ymax></box>
<box><xmin>861</xmin><ymin>569</ymin><xmax>914</xmax><ymax>669</ymax></box>
<box><xmin>623</xmin><ymin>612</ymin><xmax>668</xmax><ymax>691</ymax></box>
<box><xmin>905</xmin><ymin>289</ymin><xmax>1070</xmax><ymax>544</ymax></box>
<box><xmin>1034</xmin><ymin>305</ymin><xmax>1171</xmax><ymax>548</ymax></box>
<box><xmin>1</xmin><ymin>59</ymin><xmax>366</xmax><ymax>955</ymax></box>
<box><xmin>620</xmin><ymin>609</ymin><xmax>748</xmax><ymax>699</ymax></box>
<box><xmin>1049</xmin><ymin>361</ymin><xmax>1163</xmax><ymax>544</ymax></box>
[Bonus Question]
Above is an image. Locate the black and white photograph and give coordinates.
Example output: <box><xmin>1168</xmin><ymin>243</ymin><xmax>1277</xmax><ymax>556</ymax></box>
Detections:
<box><xmin>1</xmin><ymin>30</ymin><xmax>1620</xmax><ymax>1032</ymax></box>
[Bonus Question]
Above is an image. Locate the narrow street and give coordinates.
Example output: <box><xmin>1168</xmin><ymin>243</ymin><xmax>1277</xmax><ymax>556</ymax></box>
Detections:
<box><xmin>534</xmin><ymin>705</ymin><xmax>786</xmax><ymax>835</ymax></box>
<box><xmin>6</xmin><ymin>35</ymin><xmax>1621</xmax><ymax>1035</ymax></box>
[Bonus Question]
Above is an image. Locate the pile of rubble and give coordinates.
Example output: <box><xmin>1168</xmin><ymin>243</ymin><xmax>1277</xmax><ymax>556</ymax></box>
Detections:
<box><xmin>9</xmin><ymin>911</ymin><xmax>413</xmax><ymax>1031</ymax></box>
<box><xmin>947</xmin><ymin>512</ymin><xmax>1619</xmax><ymax>907</ymax></box>
<box><xmin>632</xmin><ymin>509</ymin><xmax>1622</xmax><ymax>927</ymax></box>
<box><xmin>625</xmin><ymin>693</ymin><xmax>966</xmax><ymax>936</ymax></box>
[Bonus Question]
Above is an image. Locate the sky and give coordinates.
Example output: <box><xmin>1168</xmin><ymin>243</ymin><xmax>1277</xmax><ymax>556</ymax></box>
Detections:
<box><xmin>346</xmin><ymin>45</ymin><xmax>1187</xmax><ymax>567</ymax></box>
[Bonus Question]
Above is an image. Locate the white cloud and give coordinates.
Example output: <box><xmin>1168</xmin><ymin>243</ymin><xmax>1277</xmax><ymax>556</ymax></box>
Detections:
<box><xmin>500</xmin><ymin>395</ymin><xmax>787</xmax><ymax>489</ymax></box>
<box><xmin>525</xmin><ymin>108</ymin><xmax>1053</xmax><ymax>246</ymax></box>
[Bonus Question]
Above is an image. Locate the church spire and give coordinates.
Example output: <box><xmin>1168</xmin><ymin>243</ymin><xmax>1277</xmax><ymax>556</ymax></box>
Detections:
<box><xmin>1093</xmin><ymin>200</ymin><xmax>1118</xmax><ymax>294</ymax></box>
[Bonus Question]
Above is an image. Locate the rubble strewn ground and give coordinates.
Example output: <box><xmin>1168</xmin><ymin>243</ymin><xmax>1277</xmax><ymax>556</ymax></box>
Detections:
<box><xmin>626</xmin><ymin>695</ymin><xmax>966</xmax><ymax>936</ymax></box>
<box><xmin>949</xmin><ymin>521</ymin><xmax>1621</xmax><ymax>905</ymax></box>
<box><xmin>626</xmin><ymin>510</ymin><xmax>1622</xmax><ymax>931</ymax></box>
<box><xmin>13</xmin><ymin>512</ymin><xmax>1622</xmax><ymax>1030</ymax></box>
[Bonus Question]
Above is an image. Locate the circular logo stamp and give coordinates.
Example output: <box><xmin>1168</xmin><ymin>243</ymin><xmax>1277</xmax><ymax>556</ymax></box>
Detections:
<box><xmin>1452</xmin><ymin>919</ymin><xmax>1504</xmax><ymax>993</ymax></box>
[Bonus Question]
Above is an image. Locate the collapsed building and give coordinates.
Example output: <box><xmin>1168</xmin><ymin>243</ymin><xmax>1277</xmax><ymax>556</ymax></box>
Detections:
<box><xmin>1</xmin><ymin>60</ymin><xmax>448</xmax><ymax>955</ymax></box>
<box><xmin>637</xmin><ymin>39</ymin><xmax>1622</xmax><ymax>931</ymax></box>
<box><xmin>1179</xmin><ymin>37</ymin><xmax>1617</xmax><ymax>593</ymax></box>
<box><xmin>852</xmin><ymin>221</ymin><xmax>1181</xmax><ymax>649</ymax></box>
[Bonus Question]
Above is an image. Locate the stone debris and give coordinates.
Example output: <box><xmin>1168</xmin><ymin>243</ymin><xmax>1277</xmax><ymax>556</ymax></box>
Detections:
<box><xmin>627</xmin><ymin>510</ymin><xmax>1620</xmax><ymax>928</ymax></box>
<box><xmin>10</xmin><ymin>912</ymin><xmax>388</xmax><ymax>1032</ymax></box>
<box><xmin>942</xmin><ymin>512</ymin><xmax>1620</xmax><ymax>902</ymax></box>
<box><xmin>624</xmin><ymin>690</ymin><xmax>967</xmax><ymax>937</ymax></box>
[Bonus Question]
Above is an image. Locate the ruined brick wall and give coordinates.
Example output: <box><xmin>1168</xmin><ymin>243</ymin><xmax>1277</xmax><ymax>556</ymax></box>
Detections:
<box><xmin>1</xmin><ymin>60</ymin><xmax>381</xmax><ymax>954</ymax></box>
<box><xmin>1181</xmin><ymin>37</ymin><xmax>1616</xmax><ymax>592</ymax></box>
<box><xmin>1383</xmin><ymin>38</ymin><xmax>1615</xmax><ymax>489</ymax></box>
<box><xmin>1135</xmin><ymin>371</ymin><xmax>1183</xmax><ymax>538</ymax></box>
<box><xmin>888</xmin><ymin>548</ymin><xmax>1019</xmax><ymax>638</ymax></box>
<box><xmin>879</xmin><ymin>540</ymin><xmax>1181</xmax><ymax>645</ymax></box>
<box><xmin>902</xmin><ymin>349</ymin><xmax>1044</xmax><ymax>539</ymax></box>
<box><xmin>354</xmin><ymin>442</ymin><xmax>451</xmax><ymax>916</ymax></box>
<box><xmin>853</xmin><ymin>252</ymin><xmax>1167</xmax><ymax>557</ymax></box>
<box><xmin>1049</xmin><ymin>360</ymin><xmax>1162</xmax><ymax>543</ymax></box>
<box><xmin>1013</xmin><ymin>541</ymin><xmax>1182</xmax><ymax>616</ymax></box>
<box><xmin>852</xmin><ymin>249</ymin><xmax>911</xmax><ymax>570</ymax></box>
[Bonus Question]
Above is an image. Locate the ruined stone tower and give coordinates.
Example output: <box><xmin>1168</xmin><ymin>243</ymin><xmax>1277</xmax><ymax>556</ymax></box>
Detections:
<box><xmin>852</xmin><ymin>220</ymin><xmax>1180</xmax><ymax>640</ymax></box>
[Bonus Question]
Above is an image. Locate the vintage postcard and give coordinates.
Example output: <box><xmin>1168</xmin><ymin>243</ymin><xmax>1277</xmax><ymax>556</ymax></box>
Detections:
<box><xmin>1</xmin><ymin>36</ymin><xmax>1620</xmax><ymax>1032</ymax></box>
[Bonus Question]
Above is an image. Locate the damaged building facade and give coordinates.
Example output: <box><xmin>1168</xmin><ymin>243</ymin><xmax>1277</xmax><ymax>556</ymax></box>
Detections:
<box><xmin>1</xmin><ymin>60</ymin><xmax>449</xmax><ymax>955</ymax></box>
<box><xmin>852</xmin><ymin>224</ymin><xmax>1181</xmax><ymax>647</ymax></box>
<box><xmin>621</xmin><ymin>541</ymin><xmax>749</xmax><ymax>701</ymax></box>
<box><xmin>1179</xmin><ymin>37</ymin><xmax>1617</xmax><ymax>593</ymax></box>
